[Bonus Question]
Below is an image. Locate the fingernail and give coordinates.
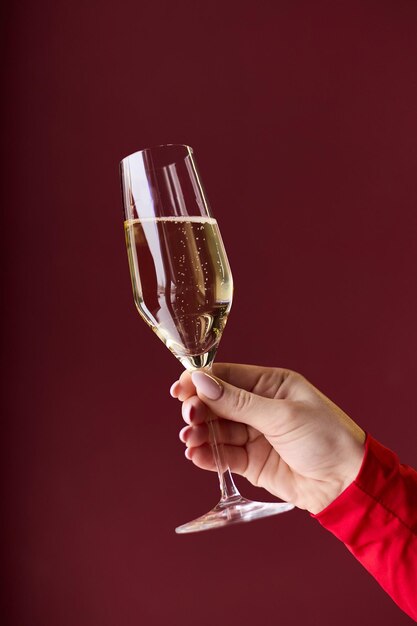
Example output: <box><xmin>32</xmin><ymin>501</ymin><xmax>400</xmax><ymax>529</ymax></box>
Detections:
<box><xmin>170</xmin><ymin>381</ymin><xmax>180</xmax><ymax>397</ymax></box>
<box><xmin>191</xmin><ymin>371</ymin><xmax>223</xmax><ymax>400</ymax></box>
<box><xmin>181</xmin><ymin>403</ymin><xmax>194</xmax><ymax>424</ymax></box>
<box><xmin>179</xmin><ymin>426</ymin><xmax>189</xmax><ymax>442</ymax></box>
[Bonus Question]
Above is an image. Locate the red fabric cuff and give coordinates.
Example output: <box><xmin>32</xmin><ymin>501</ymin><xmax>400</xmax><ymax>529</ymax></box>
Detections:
<box><xmin>312</xmin><ymin>433</ymin><xmax>416</xmax><ymax>534</ymax></box>
<box><xmin>311</xmin><ymin>433</ymin><xmax>417</xmax><ymax>622</ymax></box>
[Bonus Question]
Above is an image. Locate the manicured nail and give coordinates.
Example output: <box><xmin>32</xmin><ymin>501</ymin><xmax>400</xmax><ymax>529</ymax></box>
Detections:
<box><xmin>170</xmin><ymin>381</ymin><xmax>180</xmax><ymax>397</ymax></box>
<box><xmin>181</xmin><ymin>403</ymin><xmax>194</xmax><ymax>424</ymax></box>
<box><xmin>179</xmin><ymin>426</ymin><xmax>190</xmax><ymax>442</ymax></box>
<box><xmin>191</xmin><ymin>371</ymin><xmax>223</xmax><ymax>400</ymax></box>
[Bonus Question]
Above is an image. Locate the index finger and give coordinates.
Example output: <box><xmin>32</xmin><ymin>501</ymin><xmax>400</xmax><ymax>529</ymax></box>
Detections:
<box><xmin>212</xmin><ymin>363</ymin><xmax>291</xmax><ymax>399</ymax></box>
<box><xmin>171</xmin><ymin>370</ymin><xmax>196</xmax><ymax>402</ymax></box>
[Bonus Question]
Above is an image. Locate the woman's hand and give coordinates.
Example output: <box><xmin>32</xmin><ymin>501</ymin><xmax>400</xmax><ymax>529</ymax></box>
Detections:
<box><xmin>170</xmin><ymin>363</ymin><xmax>366</xmax><ymax>514</ymax></box>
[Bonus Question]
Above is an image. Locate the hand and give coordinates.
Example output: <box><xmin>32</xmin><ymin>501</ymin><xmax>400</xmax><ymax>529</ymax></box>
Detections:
<box><xmin>170</xmin><ymin>363</ymin><xmax>366</xmax><ymax>514</ymax></box>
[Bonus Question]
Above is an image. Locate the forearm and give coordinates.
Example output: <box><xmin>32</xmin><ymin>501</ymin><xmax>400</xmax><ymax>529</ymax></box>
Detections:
<box><xmin>313</xmin><ymin>435</ymin><xmax>417</xmax><ymax>621</ymax></box>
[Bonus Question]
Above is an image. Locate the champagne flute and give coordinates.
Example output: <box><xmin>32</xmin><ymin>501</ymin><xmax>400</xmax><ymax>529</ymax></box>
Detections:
<box><xmin>120</xmin><ymin>144</ymin><xmax>294</xmax><ymax>533</ymax></box>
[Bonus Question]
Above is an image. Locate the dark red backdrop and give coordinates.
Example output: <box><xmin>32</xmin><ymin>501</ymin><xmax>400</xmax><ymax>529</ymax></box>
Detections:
<box><xmin>2</xmin><ymin>1</ymin><xmax>417</xmax><ymax>624</ymax></box>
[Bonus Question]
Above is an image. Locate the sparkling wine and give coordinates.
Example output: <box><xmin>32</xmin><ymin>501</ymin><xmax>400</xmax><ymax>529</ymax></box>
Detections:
<box><xmin>124</xmin><ymin>216</ymin><xmax>233</xmax><ymax>369</ymax></box>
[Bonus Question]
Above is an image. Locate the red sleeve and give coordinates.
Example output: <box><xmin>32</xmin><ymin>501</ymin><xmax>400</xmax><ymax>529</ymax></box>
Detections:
<box><xmin>313</xmin><ymin>434</ymin><xmax>417</xmax><ymax>622</ymax></box>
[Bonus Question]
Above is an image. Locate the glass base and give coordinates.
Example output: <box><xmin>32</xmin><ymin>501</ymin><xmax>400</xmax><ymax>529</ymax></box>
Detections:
<box><xmin>175</xmin><ymin>496</ymin><xmax>294</xmax><ymax>534</ymax></box>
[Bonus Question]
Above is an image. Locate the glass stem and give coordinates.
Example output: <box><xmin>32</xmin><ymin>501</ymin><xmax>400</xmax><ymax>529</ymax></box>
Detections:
<box><xmin>205</xmin><ymin>364</ymin><xmax>240</xmax><ymax>503</ymax></box>
<box><xmin>207</xmin><ymin>421</ymin><xmax>241</xmax><ymax>502</ymax></box>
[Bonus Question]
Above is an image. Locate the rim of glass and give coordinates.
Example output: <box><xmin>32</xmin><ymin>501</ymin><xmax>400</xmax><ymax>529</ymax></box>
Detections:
<box><xmin>120</xmin><ymin>143</ymin><xmax>193</xmax><ymax>166</ymax></box>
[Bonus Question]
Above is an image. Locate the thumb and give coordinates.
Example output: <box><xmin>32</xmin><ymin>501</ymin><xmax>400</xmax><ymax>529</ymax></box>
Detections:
<box><xmin>191</xmin><ymin>370</ymin><xmax>280</xmax><ymax>431</ymax></box>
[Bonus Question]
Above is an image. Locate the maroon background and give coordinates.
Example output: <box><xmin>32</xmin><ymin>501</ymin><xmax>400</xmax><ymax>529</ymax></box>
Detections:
<box><xmin>2</xmin><ymin>1</ymin><xmax>417</xmax><ymax>624</ymax></box>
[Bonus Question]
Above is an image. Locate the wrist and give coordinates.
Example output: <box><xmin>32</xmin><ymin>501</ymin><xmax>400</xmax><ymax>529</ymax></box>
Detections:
<box><xmin>308</xmin><ymin>430</ymin><xmax>366</xmax><ymax>515</ymax></box>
